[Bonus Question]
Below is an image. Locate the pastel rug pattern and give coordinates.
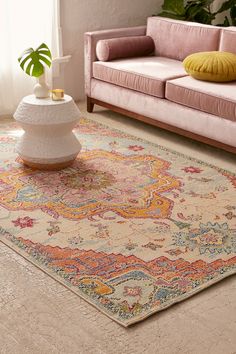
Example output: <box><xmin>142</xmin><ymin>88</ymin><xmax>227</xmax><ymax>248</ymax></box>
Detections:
<box><xmin>0</xmin><ymin>118</ymin><xmax>235</xmax><ymax>326</ymax></box>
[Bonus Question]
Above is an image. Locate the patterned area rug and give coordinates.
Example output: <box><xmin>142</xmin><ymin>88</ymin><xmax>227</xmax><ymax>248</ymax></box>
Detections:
<box><xmin>0</xmin><ymin>117</ymin><xmax>235</xmax><ymax>326</ymax></box>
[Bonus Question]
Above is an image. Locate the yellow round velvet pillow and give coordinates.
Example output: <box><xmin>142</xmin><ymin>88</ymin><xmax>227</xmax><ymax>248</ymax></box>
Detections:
<box><xmin>183</xmin><ymin>51</ymin><xmax>236</xmax><ymax>82</ymax></box>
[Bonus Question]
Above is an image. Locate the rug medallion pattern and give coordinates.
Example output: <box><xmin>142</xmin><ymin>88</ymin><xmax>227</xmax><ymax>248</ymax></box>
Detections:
<box><xmin>0</xmin><ymin>118</ymin><xmax>235</xmax><ymax>326</ymax></box>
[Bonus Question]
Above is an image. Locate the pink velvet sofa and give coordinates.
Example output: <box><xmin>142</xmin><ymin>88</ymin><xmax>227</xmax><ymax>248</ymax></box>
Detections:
<box><xmin>84</xmin><ymin>17</ymin><xmax>236</xmax><ymax>154</ymax></box>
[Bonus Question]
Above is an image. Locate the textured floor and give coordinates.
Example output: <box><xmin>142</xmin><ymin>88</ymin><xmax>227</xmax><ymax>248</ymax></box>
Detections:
<box><xmin>0</xmin><ymin>102</ymin><xmax>236</xmax><ymax>354</ymax></box>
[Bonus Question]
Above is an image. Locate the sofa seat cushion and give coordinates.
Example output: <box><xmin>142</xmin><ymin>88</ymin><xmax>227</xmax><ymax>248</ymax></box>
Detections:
<box><xmin>166</xmin><ymin>76</ymin><xmax>236</xmax><ymax>122</ymax></box>
<box><xmin>93</xmin><ymin>57</ymin><xmax>187</xmax><ymax>98</ymax></box>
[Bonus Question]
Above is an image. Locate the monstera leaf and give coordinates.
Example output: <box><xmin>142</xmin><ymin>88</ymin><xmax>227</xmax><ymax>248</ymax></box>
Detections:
<box><xmin>158</xmin><ymin>0</ymin><xmax>186</xmax><ymax>19</ymax></box>
<box><xmin>185</xmin><ymin>0</ymin><xmax>215</xmax><ymax>23</ymax></box>
<box><xmin>162</xmin><ymin>0</ymin><xmax>185</xmax><ymax>15</ymax></box>
<box><xmin>18</xmin><ymin>43</ymin><xmax>52</xmax><ymax>78</ymax></box>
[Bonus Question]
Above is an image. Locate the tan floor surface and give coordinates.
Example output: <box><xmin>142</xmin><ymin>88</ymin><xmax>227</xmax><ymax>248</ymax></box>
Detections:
<box><xmin>0</xmin><ymin>102</ymin><xmax>236</xmax><ymax>354</ymax></box>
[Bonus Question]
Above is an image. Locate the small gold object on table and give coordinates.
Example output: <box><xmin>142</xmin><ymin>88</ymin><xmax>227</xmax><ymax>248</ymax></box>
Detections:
<box><xmin>51</xmin><ymin>89</ymin><xmax>64</xmax><ymax>101</ymax></box>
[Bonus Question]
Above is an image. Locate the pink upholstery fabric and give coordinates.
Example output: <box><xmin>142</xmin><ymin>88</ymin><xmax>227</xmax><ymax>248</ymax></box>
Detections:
<box><xmin>93</xmin><ymin>57</ymin><xmax>187</xmax><ymax>98</ymax></box>
<box><xmin>166</xmin><ymin>76</ymin><xmax>236</xmax><ymax>122</ymax></box>
<box><xmin>84</xmin><ymin>26</ymin><xmax>147</xmax><ymax>96</ymax></box>
<box><xmin>84</xmin><ymin>20</ymin><xmax>236</xmax><ymax>149</ymax></box>
<box><xmin>219</xmin><ymin>27</ymin><xmax>236</xmax><ymax>54</ymax></box>
<box><xmin>96</xmin><ymin>36</ymin><xmax>154</xmax><ymax>62</ymax></box>
<box><xmin>90</xmin><ymin>78</ymin><xmax>236</xmax><ymax>147</ymax></box>
<box><xmin>146</xmin><ymin>17</ymin><xmax>221</xmax><ymax>61</ymax></box>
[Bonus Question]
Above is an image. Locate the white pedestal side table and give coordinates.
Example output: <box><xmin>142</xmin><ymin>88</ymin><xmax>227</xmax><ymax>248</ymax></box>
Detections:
<box><xmin>13</xmin><ymin>94</ymin><xmax>81</xmax><ymax>170</ymax></box>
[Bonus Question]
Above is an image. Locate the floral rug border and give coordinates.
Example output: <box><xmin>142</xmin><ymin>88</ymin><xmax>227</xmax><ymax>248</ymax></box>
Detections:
<box><xmin>1</xmin><ymin>227</ymin><xmax>235</xmax><ymax>327</ymax></box>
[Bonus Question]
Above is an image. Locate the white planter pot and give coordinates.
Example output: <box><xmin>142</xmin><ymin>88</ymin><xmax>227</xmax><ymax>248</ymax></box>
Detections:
<box><xmin>33</xmin><ymin>72</ymin><xmax>50</xmax><ymax>98</ymax></box>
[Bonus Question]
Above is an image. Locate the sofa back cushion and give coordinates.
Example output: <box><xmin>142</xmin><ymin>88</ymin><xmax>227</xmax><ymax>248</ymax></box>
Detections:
<box><xmin>146</xmin><ymin>17</ymin><xmax>221</xmax><ymax>61</ymax></box>
<box><xmin>219</xmin><ymin>27</ymin><xmax>236</xmax><ymax>54</ymax></box>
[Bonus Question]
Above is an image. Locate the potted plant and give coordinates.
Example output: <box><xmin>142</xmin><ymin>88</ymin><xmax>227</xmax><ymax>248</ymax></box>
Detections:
<box><xmin>156</xmin><ymin>0</ymin><xmax>236</xmax><ymax>26</ymax></box>
<box><xmin>18</xmin><ymin>43</ymin><xmax>52</xmax><ymax>98</ymax></box>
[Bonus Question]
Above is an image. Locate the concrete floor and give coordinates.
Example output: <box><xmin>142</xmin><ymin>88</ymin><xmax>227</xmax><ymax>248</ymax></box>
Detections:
<box><xmin>0</xmin><ymin>103</ymin><xmax>236</xmax><ymax>354</ymax></box>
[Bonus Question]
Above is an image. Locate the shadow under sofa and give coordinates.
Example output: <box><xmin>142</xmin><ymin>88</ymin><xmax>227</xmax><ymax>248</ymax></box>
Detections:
<box><xmin>84</xmin><ymin>17</ymin><xmax>236</xmax><ymax>154</ymax></box>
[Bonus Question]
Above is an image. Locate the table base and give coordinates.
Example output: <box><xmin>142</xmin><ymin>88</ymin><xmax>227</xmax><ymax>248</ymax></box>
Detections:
<box><xmin>21</xmin><ymin>158</ymin><xmax>76</xmax><ymax>171</ymax></box>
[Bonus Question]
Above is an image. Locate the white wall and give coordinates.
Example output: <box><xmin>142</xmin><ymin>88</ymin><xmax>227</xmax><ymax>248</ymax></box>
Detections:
<box><xmin>212</xmin><ymin>0</ymin><xmax>225</xmax><ymax>24</ymax></box>
<box><xmin>60</xmin><ymin>0</ymin><xmax>162</xmax><ymax>101</ymax></box>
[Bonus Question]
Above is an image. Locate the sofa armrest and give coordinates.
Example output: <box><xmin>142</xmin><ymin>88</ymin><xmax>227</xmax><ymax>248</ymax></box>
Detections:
<box><xmin>84</xmin><ymin>26</ymin><xmax>147</xmax><ymax>96</ymax></box>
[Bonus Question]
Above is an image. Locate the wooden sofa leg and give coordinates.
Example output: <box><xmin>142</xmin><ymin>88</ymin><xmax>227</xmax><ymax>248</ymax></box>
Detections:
<box><xmin>87</xmin><ymin>96</ymin><xmax>94</xmax><ymax>113</ymax></box>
